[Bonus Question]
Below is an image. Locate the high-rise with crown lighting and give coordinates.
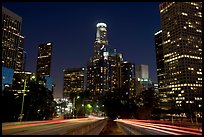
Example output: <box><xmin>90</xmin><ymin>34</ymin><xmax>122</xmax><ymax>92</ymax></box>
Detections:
<box><xmin>87</xmin><ymin>23</ymin><xmax>110</xmax><ymax>99</ymax></box>
<box><xmin>87</xmin><ymin>23</ymin><xmax>137</xmax><ymax>99</ymax></box>
<box><xmin>93</xmin><ymin>23</ymin><xmax>108</xmax><ymax>60</ymax></box>
<box><xmin>156</xmin><ymin>2</ymin><xmax>202</xmax><ymax>119</ymax></box>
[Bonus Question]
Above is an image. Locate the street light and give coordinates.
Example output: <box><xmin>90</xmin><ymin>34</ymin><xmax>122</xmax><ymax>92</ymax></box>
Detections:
<box><xmin>19</xmin><ymin>74</ymin><xmax>35</xmax><ymax>122</ymax></box>
<box><xmin>19</xmin><ymin>79</ymin><xmax>26</xmax><ymax>122</ymax></box>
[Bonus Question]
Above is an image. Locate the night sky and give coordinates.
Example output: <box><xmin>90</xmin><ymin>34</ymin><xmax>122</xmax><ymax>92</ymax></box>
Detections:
<box><xmin>3</xmin><ymin>2</ymin><xmax>161</xmax><ymax>98</ymax></box>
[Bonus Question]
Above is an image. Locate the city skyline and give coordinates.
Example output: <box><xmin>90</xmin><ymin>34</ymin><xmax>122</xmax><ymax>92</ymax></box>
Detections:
<box><xmin>2</xmin><ymin>2</ymin><xmax>161</xmax><ymax>98</ymax></box>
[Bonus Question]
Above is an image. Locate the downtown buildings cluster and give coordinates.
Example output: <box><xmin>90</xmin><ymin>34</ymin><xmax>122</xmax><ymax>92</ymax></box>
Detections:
<box><xmin>2</xmin><ymin>2</ymin><xmax>202</xmax><ymax>121</ymax></box>
<box><xmin>2</xmin><ymin>6</ymin><xmax>54</xmax><ymax>100</ymax></box>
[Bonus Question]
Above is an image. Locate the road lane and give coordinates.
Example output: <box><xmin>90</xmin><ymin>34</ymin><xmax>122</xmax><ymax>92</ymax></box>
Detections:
<box><xmin>115</xmin><ymin>119</ymin><xmax>202</xmax><ymax>135</ymax></box>
<box><xmin>2</xmin><ymin>118</ymin><xmax>101</xmax><ymax>135</ymax></box>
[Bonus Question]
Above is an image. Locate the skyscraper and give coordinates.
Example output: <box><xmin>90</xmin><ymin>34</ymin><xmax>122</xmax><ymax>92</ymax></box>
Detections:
<box><xmin>155</xmin><ymin>30</ymin><xmax>164</xmax><ymax>92</ymax></box>
<box><xmin>135</xmin><ymin>64</ymin><xmax>152</xmax><ymax>90</ymax></box>
<box><xmin>15</xmin><ymin>46</ymin><xmax>27</xmax><ymax>71</ymax></box>
<box><xmin>93</xmin><ymin>23</ymin><xmax>108</xmax><ymax>60</ymax></box>
<box><xmin>135</xmin><ymin>64</ymin><xmax>149</xmax><ymax>80</ymax></box>
<box><xmin>63</xmin><ymin>68</ymin><xmax>85</xmax><ymax>98</ymax></box>
<box><xmin>86</xmin><ymin>56</ymin><xmax>109</xmax><ymax>98</ymax></box>
<box><xmin>36</xmin><ymin>42</ymin><xmax>53</xmax><ymax>78</ymax></box>
<box><xmin>87</xmin><ymin>23</ymin><xmax>110</xmax><ymax>98</ymax></box>
<box><xmin>107</xmin><ymin>49</ymin><xmax>123</xmax><ymax>92</ymax></box>
<box><xmin>156</xmin><ymin>2</ymin><xmax>202</xmax><ymax>119</ymax></box>
<box><xmin>87</xmin><ymin>23</ymin><xmax>129</xmax><ymax>99</ymax></box>
<box><xmin>121</xmin><ymin>61</ymin><xmax>136</xmax><ymax>94</ymax></box>
<box><xmin>2</xmin><ymin>6</ymin><xmax>25</xmax><ymax>71</ymax></box>
<box><xmin>86</xmin><ymin>22</ymin><xmax>138</xmax><ymax>99</ymax></box>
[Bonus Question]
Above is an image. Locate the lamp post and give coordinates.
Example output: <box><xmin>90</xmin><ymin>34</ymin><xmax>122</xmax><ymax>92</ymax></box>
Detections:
<box><xmin>19</xmin><ymin>79</ymin><xmax>26</xmax><ymax>122</ymax></box>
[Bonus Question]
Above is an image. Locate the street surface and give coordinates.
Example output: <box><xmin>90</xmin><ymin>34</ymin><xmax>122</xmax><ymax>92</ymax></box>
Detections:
<box><xmin>2</xmin><ymin>118</ymin><xmax>202</xmax><ymax>135</ymax></box>
<box><xmin>2</xmin><ymin>117</ymin><xmax>103</xmax><ymax>135</ymax></box>
<box><xmin>115</xmin><ymin>119</ymin><xmax>202</xmax><ymax>135</ymax></box>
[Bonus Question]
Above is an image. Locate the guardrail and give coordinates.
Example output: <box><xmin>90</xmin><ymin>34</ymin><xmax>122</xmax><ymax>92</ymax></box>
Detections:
<box><xmin>60</xmin><ymin>118</ymin><xmax>108</xmax><ymax>135</ymax></box>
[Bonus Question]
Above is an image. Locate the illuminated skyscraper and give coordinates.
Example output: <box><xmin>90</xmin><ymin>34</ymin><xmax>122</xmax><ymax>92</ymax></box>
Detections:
<box><xmin>87</xmin><ymin>23</ymin><xmax>127</xmax><ymax>99</ymax></box>
<box><xmin>135</xmin><ymin>64</ymin><xmax>149</xmax><ymax>80</ymax></box>
<box><xmin>155</xmin><ymin>30</ymin><xmax>164</xmax><ymax>91</ymax></box>
<box><xmin>16</xmin><ymin>46</ymin><xmax>27</xmax><ymax>71</ymax></box>
<box><xmin>63</xmin><ymin>68</ymin><xmax>85</xmax><ymax>98</ymax></box>
<box><xmin>93</xmin><ymin>23</ymin><xmax>108</xmax><ymax>60</ymax></box>
<box><xmin>135</xmin><ymin>64</ymin><xmax>152</xmax><ymax>90</ymax></box>
<box><xmin>87</xmin><ymin>57</ymin><xmax>109</xmax><ymax>98</ymax></box>
<box><xmin>2</xmin><ymin>6</ymin><xmax>25</xmax><ymax>71</ymax></box>
<box><xmin>36</xmin><ymin>42</ymin><xmax>53</xmax><ymax>78</ymax></box>
<box><xmin>156</xmin><ymin>2</ymin><xmax>202</xmax><ymax>119</ymax></box>
<box><xmin>87</xmin><ymin>23</ymin><xmax>109</xmax><ymax>98</ymax></box>
<box><xmin>107</xmin><ymin>49</ymin><xmax>123</xmax><ymax>91</ymax></box>
<box><xmin>121</xmin><ymin>61</ymin><xmax>136</xmax><ymax>94</ymax></box>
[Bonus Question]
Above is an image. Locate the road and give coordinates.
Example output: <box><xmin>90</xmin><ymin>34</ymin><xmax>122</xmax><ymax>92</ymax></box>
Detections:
<box><xmin>2</xmin><ymin>117</ymin><xmax>104</xmax><ymax>135</ymax></box>
<box><xmin>3</xmin><ymin>118</ymin><xmax>202</xmax><ymax>135</ymax></box>
<box><xmin>115</xmin><ymin>119</ymin><xmax>202</xmax><ymax>135</ymax></box>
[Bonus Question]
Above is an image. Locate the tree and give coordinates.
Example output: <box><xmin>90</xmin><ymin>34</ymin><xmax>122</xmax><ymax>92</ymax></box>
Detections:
<box><xmin>136</xmin><ymin>88</ymin><xmax>160</xmax><ymax>119</ymax></box>
<box><xmin>2</xmin><ymin>86</ymin><xmax>21</xmax><ymax>122</ymax></box>
<box><xmin>101</xmin><ymin>88</ymin><xmax>138</xmax><ymax>119</ymax></box>
<box><xmin>25</xmin><ymin>80</ymin><xmax>55</xmax><ymax>120</ymax></box>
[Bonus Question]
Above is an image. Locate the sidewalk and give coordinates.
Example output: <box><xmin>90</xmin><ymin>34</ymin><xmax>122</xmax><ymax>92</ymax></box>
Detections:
<box><xmin>99</xmin><ymin>120</ymin><xmax>125</xmax><ymax>135</ymax></box>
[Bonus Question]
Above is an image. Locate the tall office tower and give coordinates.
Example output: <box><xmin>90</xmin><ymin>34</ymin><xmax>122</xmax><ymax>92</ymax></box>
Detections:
<box><xmin>2</xmin><ymin>6</ymin><xmax>25</xmax><ymax>70</ymax></box>
<box><xmin>107</xmin><ymin>49</ymin><xmax>123</xmax><ymax>92</ymax></box>
<box><xmin>36</xmin><ymin>42</ymin><xmax>53</xmax><ymax>78</ymax></box>
<box><xmin>63</xmin><ymin>68</ymin><xmax>85</xmax><ymax>98</ymax></box>
<box><xmin>135</xmin><ymin>64</ymin><xmax>152</xmax><ymax>90</ymax></box>
<box><xmin>155</xmin><ymin>30</ymin><xmax>164</xmax><ymax>92</ymax></box>
<box><xmin>157</xmin><ymin>2</ymin><xmax>202</xmax><ymax>119</ymax></box>
<box><xmin>86</xmin><ymin>57</ymin><xmax>109</xmax><ymax>99</ymax></box>
<box><xmin>135</xmin><ymin>64</ymin><xmax>149</xmax><ymax>79</ymax></box>
<box><xmin>93</xmin><ymin>23</ymin><xmax>108</xmax><ymax>60</ymax></box>
<box><xmin>121</xmin><ymin>61</ymin><xmax>136</xmax><ymax>95</ymax></box>
<box><xmin>15</xmin><ymin>46</ymin><xmax>27</xmax><ymax>71</ymax></box>
<box><xmin>86</xmin><ymin>23</ymin><xmax>109</xmax><ymax>99</ymax></box>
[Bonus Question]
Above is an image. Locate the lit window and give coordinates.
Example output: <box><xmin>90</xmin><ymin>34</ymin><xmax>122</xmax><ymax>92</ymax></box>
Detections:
<box><xmin>196</xmin><ymin>29</ymin><xmax>202</xmax><ymax>33</ymax></box>
<box><xmin>181</xmin><ymin>12</ymin><xmax>188</xmax><ymax>16</ymax></box>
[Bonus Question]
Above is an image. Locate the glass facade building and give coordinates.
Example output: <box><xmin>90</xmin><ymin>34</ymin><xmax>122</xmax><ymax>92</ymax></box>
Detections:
<box><xmin>156</xmin><ymin>2</ymin><xmax>202</xmax><ymax>119</ymax></box>
<box><xmin>2</xmin><ymin>6</ymin><xmax>25</xmax><ymax>71</ymax></box>
<box><xmin>63</xmin><ymin>68</ymin><xmax>85</xmax><ymax>98</ymax></box>
<box><xmin>36</xmin><ymin>42</ymin><xmax>53</xmax><ymax>78</ymax></box>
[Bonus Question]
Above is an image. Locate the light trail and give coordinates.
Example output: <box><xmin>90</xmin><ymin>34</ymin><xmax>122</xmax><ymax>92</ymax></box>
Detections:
<box><xmin>127</xmin><ymin>119</ymin><xmax>202</xmax><ymax>132</ymax></box>
<box><xmin>2</xmin><ymin>118</ymin><xmax>101</xmax><ymax>135</ymax></box>
<box><xmin>116</xmin><ymin>119</ymin><xmax>181</xmax><ymax>135</ymax></box>
<box><xmin>2</xmin><ymin>118</ymin><xmax>96</xmax><ymax>131</ymax></box>
<box><xmin>116</xmin><ymin>119</ymin><xmax>202</xmax><ymax>135</ymax></box>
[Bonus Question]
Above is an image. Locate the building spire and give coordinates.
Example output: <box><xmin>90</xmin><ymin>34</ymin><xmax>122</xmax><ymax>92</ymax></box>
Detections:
<box><xmin>93</xmin><ymin>23</ymin><xmax>108</xmax><ymax>60</ymax></box>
